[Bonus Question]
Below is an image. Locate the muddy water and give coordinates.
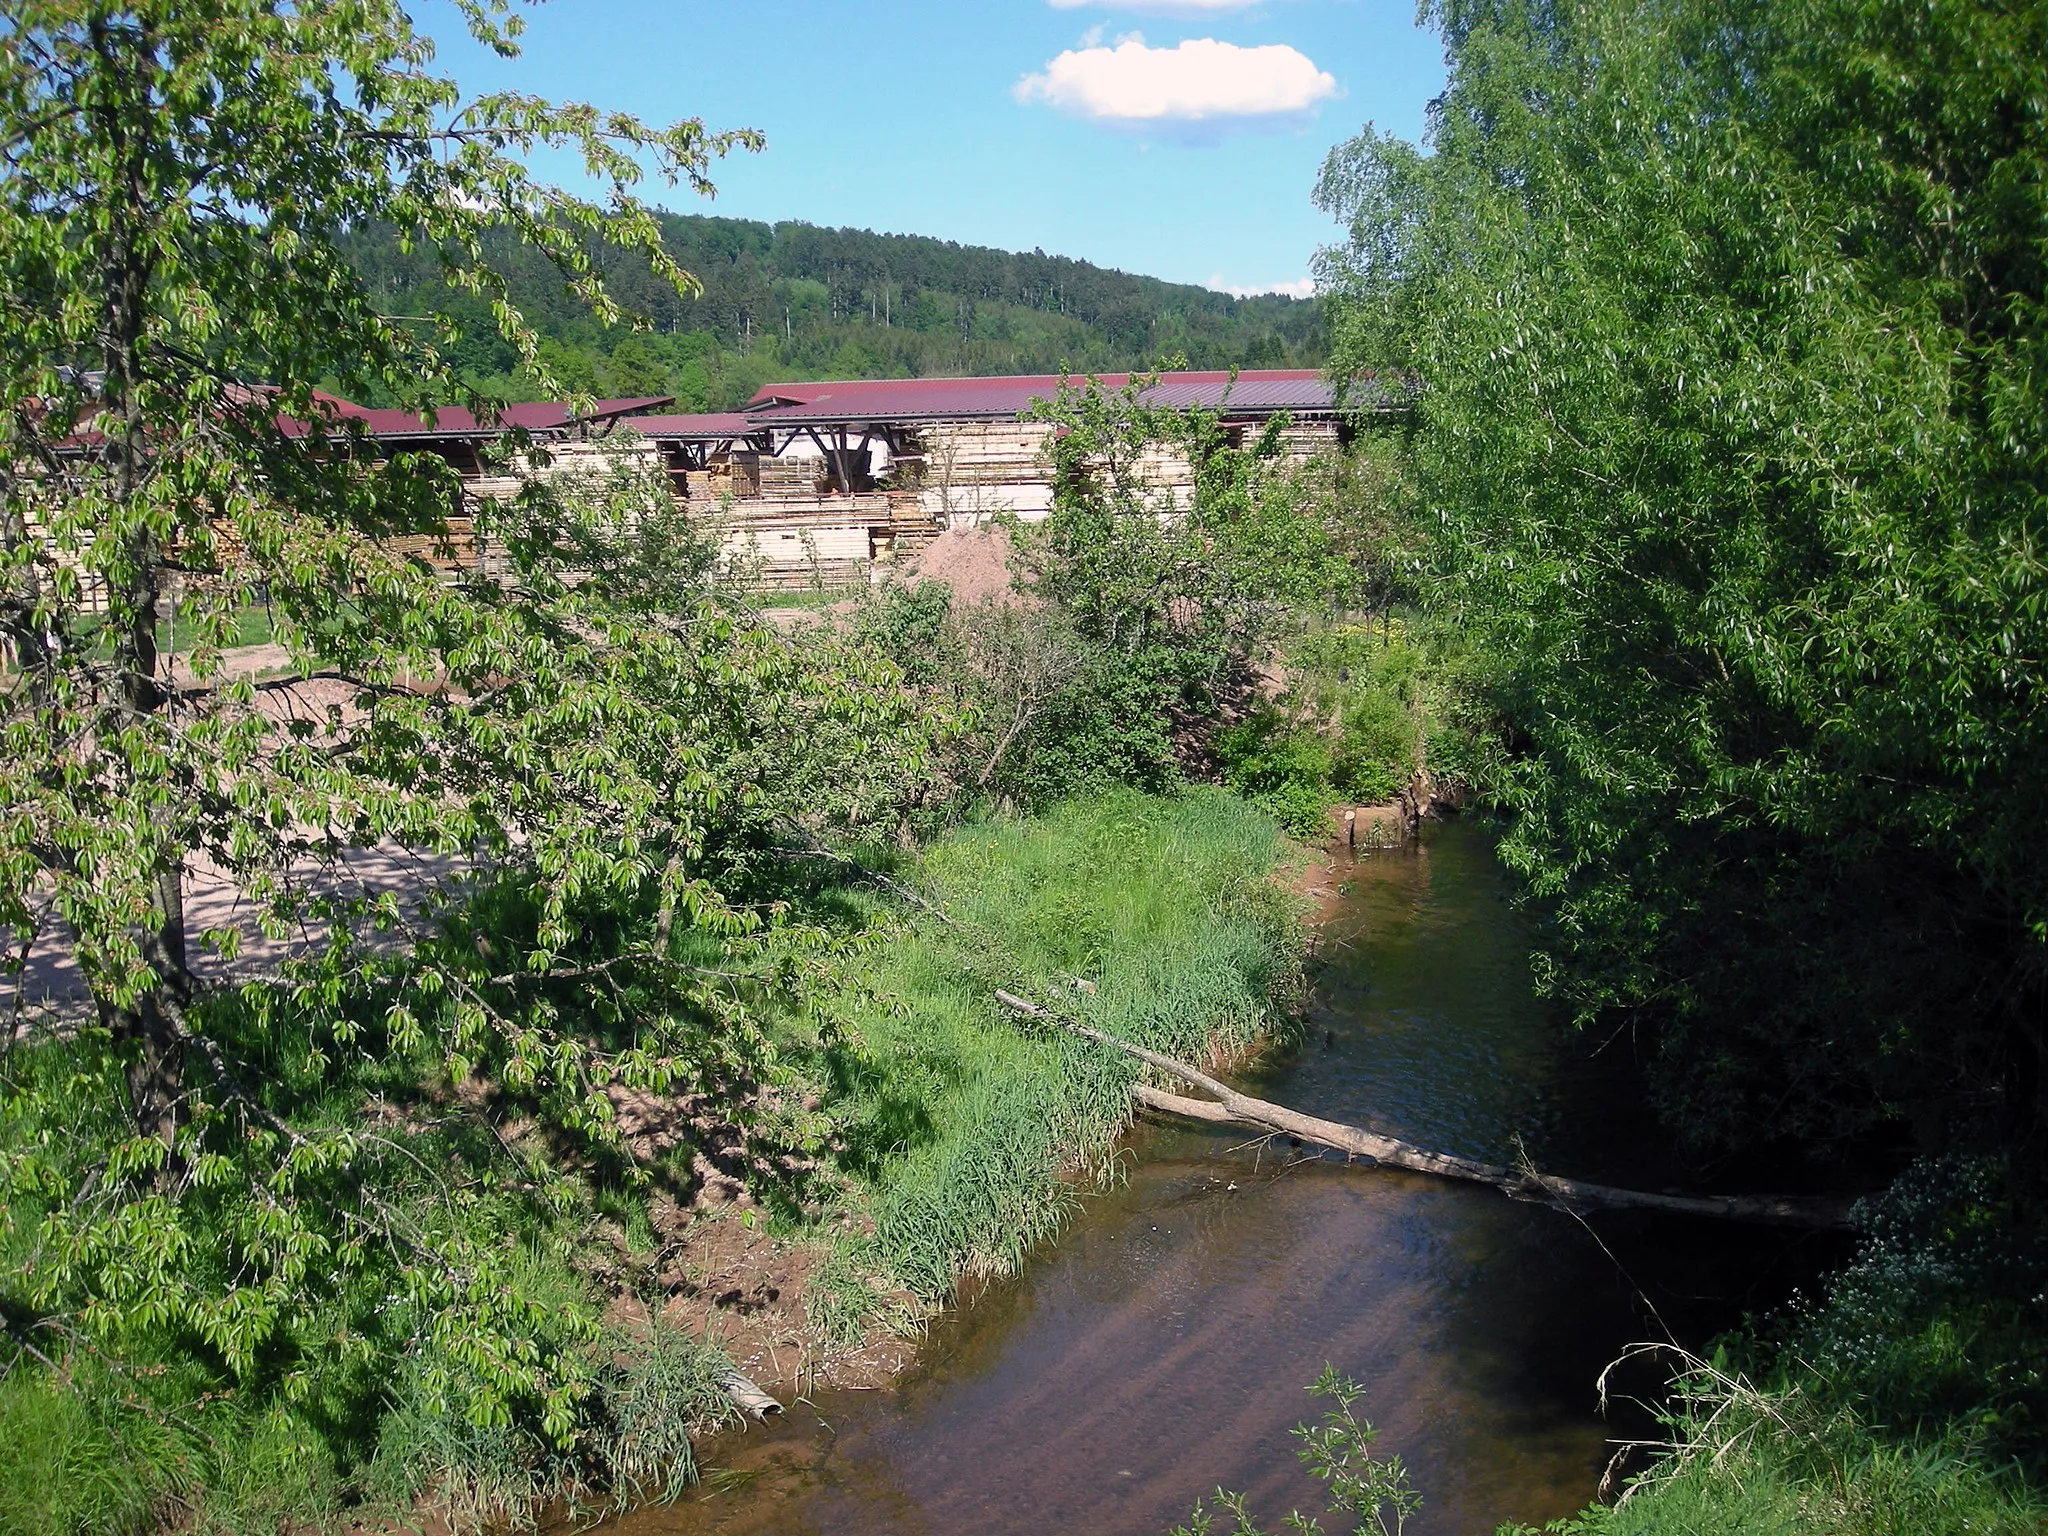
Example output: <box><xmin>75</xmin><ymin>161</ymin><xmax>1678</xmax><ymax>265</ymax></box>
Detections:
<box><xmin>619</xmin><ymin>820</ymin><xmax>1818</xmax><ymax>1536</ymax></box>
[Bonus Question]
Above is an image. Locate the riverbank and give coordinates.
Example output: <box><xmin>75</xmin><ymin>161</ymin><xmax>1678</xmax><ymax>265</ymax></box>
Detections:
<box><xmin>657</xmin><ymin>787</ymin><xmax>1312</xmax><ymax>1400</ymax></box>
<box><xmin>598</xmin><ymin>815</ymin><xmax>1758</xmax><ymax>1536</ymax></box>
<box><xmin>0</xmin><ymin>787</ymin><xmax>1312</xmax><ymax>1536</ymax></box>
<box><xmin>633</xmin><ymin>817</ymin><xmax>2048</xmax><ymax>1536</ymax></box>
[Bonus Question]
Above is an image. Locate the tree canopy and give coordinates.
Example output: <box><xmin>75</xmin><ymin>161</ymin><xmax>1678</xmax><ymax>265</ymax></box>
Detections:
<box><xmin>1317</xmin><ymin>0</ymin><xmax>2048</xmax><ymax>1170</ymax></box>
<box><xmin>0</xmin><ymin>0</ymin><xmax>941</xmax><ymax>1470</ymax></box>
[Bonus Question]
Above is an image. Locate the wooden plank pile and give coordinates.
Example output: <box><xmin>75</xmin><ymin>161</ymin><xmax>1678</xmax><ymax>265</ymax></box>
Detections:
<box><xmin>907</xmin><ymin>421</ymin><xmax>1055</xmax><ymax>524</ymax></box>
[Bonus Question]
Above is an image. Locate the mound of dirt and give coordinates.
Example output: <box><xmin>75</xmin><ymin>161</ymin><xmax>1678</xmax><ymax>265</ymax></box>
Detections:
<box><xmin>906</xmin><ymin>523</ymin><xmax>1017</xmax><ymax>605</ymax></box>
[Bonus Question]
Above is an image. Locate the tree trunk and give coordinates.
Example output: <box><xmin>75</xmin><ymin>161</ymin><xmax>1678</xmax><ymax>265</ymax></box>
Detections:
<box><xmin>123</xmin><ymin>864</ymin><xmax>190</xmax><ymax>1148</ymax></box>
<box><xmin>993</xmin><ymin>990</ymin><xmax>1853</xmax><ymax>1229</ymax></box>
<box><xmin>92</xmin><ymin>12</ymin><xmax>188</xmax><ymax>1146</ymax></box>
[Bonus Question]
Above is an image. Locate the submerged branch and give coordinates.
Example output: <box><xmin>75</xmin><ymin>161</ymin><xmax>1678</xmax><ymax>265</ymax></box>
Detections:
<box><xmin>992</xmin><ymin>990</ymin><xmax>1850</xmax><ymax>1229</ymax></box>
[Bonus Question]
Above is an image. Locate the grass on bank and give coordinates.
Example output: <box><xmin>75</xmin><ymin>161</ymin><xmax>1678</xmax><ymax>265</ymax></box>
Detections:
<box><xmin>1505</xmin><ymin>1153</ymin><xmax>2048</xmax><ymax>1536</ymax></box>
<box><xmin>0</xmin><ymin>787</ymin><xmax>1300</xmax><ymax>1535</ymax></box>
<box><xmin>1510</xmin><ymin>1370</ymin><xmax>2048</xmax><ymax>1536</ymax></box>
<box><xmin>812</xmin><ymin>785</ymin><xmax>1300</xmax><ymax>1331</ymax></box>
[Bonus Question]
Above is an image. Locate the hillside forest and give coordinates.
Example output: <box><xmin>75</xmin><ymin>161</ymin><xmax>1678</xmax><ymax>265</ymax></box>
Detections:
<box><xmin>336</xmin><ymin>214</ymin><xmax>1328</xmax><ymax>409</ymax></box>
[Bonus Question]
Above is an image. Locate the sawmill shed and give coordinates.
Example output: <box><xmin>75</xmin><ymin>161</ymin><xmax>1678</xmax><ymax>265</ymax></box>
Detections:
<box><xmin>294</xmin><ymin>369</ymin><xmax>1356</xmax><ymax>589</ymax></box>
<box><xmin>36</xmin><ymin>372</ymin><xmax>1358</xmax><ymax>608</ymax></box>
<box><xmin>625</xmin><ymin>368</ymin><xmax>1353</xmax><ymax>588</ymax></box>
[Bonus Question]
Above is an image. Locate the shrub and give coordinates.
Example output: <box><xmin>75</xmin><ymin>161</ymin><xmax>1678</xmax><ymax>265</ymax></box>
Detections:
<box><xmin>1332</xmin><ymin>688</ymin><xmax>1417</xmax><ymax>802</ymax></box>
<box><xmin>1778</xmin><ymin>1157</ymin><xmax>2048</xmax><ymax>1466</ymax></box>
<box><xmin>1215</xmin><ymin>712</ymin><xmax>1336</xmax><ymax>836</ymax></box>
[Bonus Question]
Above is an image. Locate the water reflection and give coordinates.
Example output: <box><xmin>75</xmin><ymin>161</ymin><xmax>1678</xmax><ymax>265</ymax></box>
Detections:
<box><xmin>611</xmin><ymin>821</ymin><xmax>1804</xmax><ymax>1536</ymax></box>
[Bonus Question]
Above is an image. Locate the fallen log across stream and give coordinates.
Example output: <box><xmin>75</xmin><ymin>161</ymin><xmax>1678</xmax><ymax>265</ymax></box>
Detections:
<box><xmin>992</xmin><ymin>990</ymin><xmax>1852</xmax><ymax>1230</ymax></box>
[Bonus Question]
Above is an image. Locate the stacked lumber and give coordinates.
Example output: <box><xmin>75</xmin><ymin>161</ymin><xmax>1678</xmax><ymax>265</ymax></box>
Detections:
<box><xmin>1265</xmin><ymin>418</ymin><xmax>1344</xmax><ymax>463</ymax></box>
<box><xmin>684</xmin><ymin>434</ymin><xmax>951</xmax><ymax>586</ymax></box>
<box><xmin>720</xmin><ymin>517</ymin><xmax>871</xmax><ymax>591</ymax></box>
<box><xmin>17</xmin><ymin>496</ymin><xmax>110</xmax><ymax>614</ymax></box>
<box><xmin>902</xmin><ymin>419</ymin><xmax>1228</xmax><ymax>527</ymax></box>
<box><xmin>682</xmin><ymin>450</ymin><xmax>761</xmax><ymax>512</ymax></box>
<box><xmin>884</xmin><ymin>491</ymin><xmax>943</xmax><ymax>560</ymax></box>
<box><xmin>1129</xmin><ymin>441</ymin><xmax>1199</xmax><ymax>510</ymax></box>
<box><xmin>713</xmin><ymin>492</ymin><xmax>894</xmax><ymax>533</ymax></box>
<box><xmin>707</xmin><ymin>489</ymin><xmax>888</xmax><ymax>589</ymax></box>
<box><xmin>683</xmin><ymin>450</ymin><xmax>831</xmax><ymax>515</ymax></box>
<box><xmin>758</xmin><ymin>455</ymin><xmax>826</xmax><ymax>499</ymax></box>
<box><xmin>384</xmin><ymin>515</ymin><xmax>480</xmax><ymax>574</ymax></box>
<box><xmin>910</xmin><ymin>420</ymin><xmax>1057</xmax><ymax>525</ymax></box>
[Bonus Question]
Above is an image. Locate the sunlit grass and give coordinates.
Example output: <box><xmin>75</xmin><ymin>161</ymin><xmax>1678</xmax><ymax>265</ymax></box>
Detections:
<box><xmin>816</xmin><ymin>787</ymin><xmax>1300</xmax><ymax>1329</ymax></box>
<box><xmin>1529</xmin><ymin>1364</ymin><xmax>2048</xmax><ymax>1536</ymax></box>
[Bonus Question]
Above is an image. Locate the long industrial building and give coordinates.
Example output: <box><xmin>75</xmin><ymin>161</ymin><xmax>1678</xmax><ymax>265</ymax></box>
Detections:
<box><xmin>344</xmin><ymin>369</ymin><xmax>1355</xmax><ymax>589</ymax></box>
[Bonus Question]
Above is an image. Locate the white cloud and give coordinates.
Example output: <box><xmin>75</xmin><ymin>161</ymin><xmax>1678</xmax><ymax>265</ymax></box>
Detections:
<box><xmin>1051</xmin><ymin>0</ymin><xmax>1262</xmax><ymax>12</ymax></box>
<box><xmin>1207</xmin><ymin>274</ymin><xmax>1317</xmax><ymax>299</ymax></box>
<box><xmin>1015</xmin><ymin>35</ymin><xmax>1338</xmax><ymax>126</ymax></box>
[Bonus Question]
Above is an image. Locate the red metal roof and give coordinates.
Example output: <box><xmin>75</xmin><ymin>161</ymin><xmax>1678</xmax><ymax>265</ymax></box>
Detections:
<box><xmin>287</xmin><ymin>395</ymin><xmax>673</xmax><ymax>440</ymax></box>
<box><xmin>739</xmin><ymin>370</ymin><xmax>1337</xmax><ymax>425</ymax></box>
<box><xmin>615</xmin><ymin>412</ymin><xmax>760</xmax><ymax>441</ymax></box>
<box><xmin>272</xmin><ymin>371</ymin><xmax>1377</xmax><ymax>449</ymax></box>
<box><xmin>1142</xmin><ymin>374</ymin><xmax>1339</xmax><ymax>414</ymax></box>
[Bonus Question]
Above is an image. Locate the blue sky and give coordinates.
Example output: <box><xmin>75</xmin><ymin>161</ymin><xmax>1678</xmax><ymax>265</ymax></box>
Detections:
<box><xmin>418</xmin><ymin>1</ymin><xmax>1446</xmax><ymax>295</ymax></box>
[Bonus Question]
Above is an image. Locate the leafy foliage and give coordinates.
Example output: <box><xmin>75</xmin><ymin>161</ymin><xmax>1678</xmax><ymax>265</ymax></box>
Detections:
<box><xmin>1009</xmin><ymin>373</ymin><xmax>1352</xmax><ymax>797</ymax></box>
<box><xmin>1775</xmin><ymin>1157</ymin><xmax>2048</xmax><ymax>1466</ymax></box>
<box><xmin>1026</xmin><ymin>374</ymin><xmax>1348</xmax><ymax>670</ymax></box>
<box><xmin>1317</xmin><ymin>0</ymin><xmax>2048</xmax><ymax>1165</ymax></box>
<box><xmin>1209</xmin><ymin>616</ymin><xmax>1490</xmax><ymax>834</ymax></box>
<box><xmin>0</xmin><ymin>1</ymin><xmax>953</xmax><ymax>1522</ymax></box>
<box><xmin>845</xmin><ymin>374</ymin><xmax>1360</xmax><ymax>816</ymax></box>
<box><xmin>1309</xmin><ymin>1</ymin><xmax>2048</xmax><ymax>1529</ymax></box>
<box><xmin>1171</xmin><ymin>1366</ymin><xmax>1421</xmax><ymax>1536</ymax></box>
<box><xmin>1214</xmin><ymin>712</ymin><xmax>1335</xmax><ymax>837</ymax></box>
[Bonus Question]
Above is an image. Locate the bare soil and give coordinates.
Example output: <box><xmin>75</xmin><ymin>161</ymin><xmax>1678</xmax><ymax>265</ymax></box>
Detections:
<box><xmin>613</xmin><ymin>1212</ymin><xmax>919</xmax><ymax>1398</ymax></box>
<box><xmin>904</xmin><ymin>523</ymin><xmax>1017</xmax><ymax>605</ymax></box>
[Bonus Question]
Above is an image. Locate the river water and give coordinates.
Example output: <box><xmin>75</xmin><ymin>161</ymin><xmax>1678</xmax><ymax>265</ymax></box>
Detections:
<box><xmin>616</xmin><ymin>820</ymin><xmax>1822</xmax><ymax>1536</ymax></box>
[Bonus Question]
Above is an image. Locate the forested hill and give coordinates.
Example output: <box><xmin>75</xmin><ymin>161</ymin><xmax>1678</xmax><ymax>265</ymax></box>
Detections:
<box><xmin>339</xmin><ymin>213</ymin><xmax>1326</xmax><ymax>410</ymax></box>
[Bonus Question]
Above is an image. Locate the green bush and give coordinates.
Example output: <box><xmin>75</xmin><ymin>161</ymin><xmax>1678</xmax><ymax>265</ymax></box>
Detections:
<box><xmin>0</xmin><ymin>1368</ymin><xmax>187</xmax><ymax>1536</ymax></box>
<box><xmin>1215</xmin><ymin>712</ymin><xmax>1336</xmax><ymax>836</ymax></box>
<box><xmin>1274</xmin><ymin>615</ymin><xmax>1483</xmax><ymax>811</ymax></box>
<box><xmin>1777</xmin><ymin>1158</ymin><xmax>2048</xmax><ymax>1465</ymax></box>
<box><xmin>1332</xmin><ymin>688</ymin><xmax>1417</xmax><ymax>803</ymax></box>
<box><xmin>997</xmin><ymin>649</ymin><xmax>1184</xmax><ymax>807</ymax></box>
<box><xmin>365</xmin><ymin>1313</ymin><xmax>733</xmax><ymax>1523</ymax></box>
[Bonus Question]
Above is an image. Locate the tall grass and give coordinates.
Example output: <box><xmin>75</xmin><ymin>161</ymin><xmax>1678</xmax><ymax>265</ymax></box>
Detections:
<box><xmin>0</xmin><ymin>1301</ymin><xmax>735</xmax><ymax>1536</ymax></box>
<box><xmin>816</xmin><ymin>787</ymin><xmax>1299</xmax><ymax>1330</ymax></box>
<box><xmin>1511</xmin><ymin>1352</ymin><xmax>2048</xmax><ymax>1536</ymax></box>
<box><xmin>0</xmin><ymin>1028</ymin><xmax>737</xmax><ymax>1536</ymax></box>
<box><xmin>0</xmin><ymin>1351</ymin><xmax>346</xmax><ymax>1536</ymax></box>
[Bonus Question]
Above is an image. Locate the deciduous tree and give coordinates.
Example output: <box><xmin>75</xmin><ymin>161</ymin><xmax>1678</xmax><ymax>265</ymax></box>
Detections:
<box><xmin>1317</xmin><ymin>0</ymin><xmax>2048</xmax><ymax>1168</ymax></box>
<box><xmin>0</xmin><ymin>0</ymin><xmax>937</xmax><ymax>1448</ymax></box>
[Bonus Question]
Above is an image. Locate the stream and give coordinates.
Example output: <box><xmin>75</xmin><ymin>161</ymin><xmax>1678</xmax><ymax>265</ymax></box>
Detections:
<box><xmin>614</xmin><ymin>819</ymin><xmax>1826</xmax><ymax>1536</ymax></box>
